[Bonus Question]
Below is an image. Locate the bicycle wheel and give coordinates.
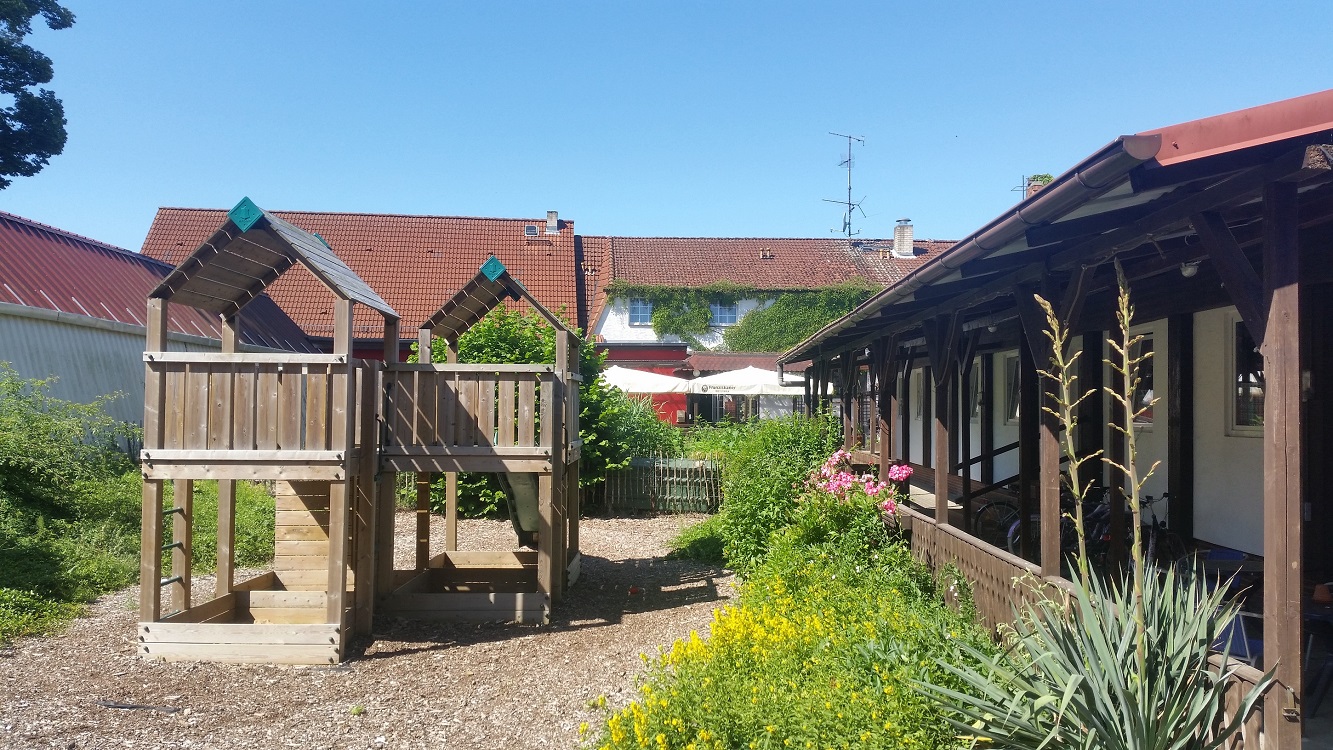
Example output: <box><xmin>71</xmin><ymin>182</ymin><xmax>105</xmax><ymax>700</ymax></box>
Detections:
<box><xmin>973</xmin><ymin>500</ymin><xmax>1019</xmax><ymax>550</ymax></box>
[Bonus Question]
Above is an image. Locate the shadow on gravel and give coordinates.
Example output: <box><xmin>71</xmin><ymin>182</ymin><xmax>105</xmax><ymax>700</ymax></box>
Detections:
<box><xmin>346</xmin><ymin>553</ymin><xmax>730</xmax><ymax>661</ymax></box>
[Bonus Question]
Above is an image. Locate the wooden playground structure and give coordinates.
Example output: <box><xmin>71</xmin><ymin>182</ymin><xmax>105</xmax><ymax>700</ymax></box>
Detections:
<box><xmin>137</xmin><ymin>198</ymin><xmax>581</xmax><ymax>664</ymax></box>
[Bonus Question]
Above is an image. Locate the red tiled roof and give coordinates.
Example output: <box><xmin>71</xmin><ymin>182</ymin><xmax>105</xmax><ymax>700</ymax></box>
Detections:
<box><xmin>685</xmin><ymin>351</ymin><xmax>783</xmax><ymax>373</ymax></box>
<box><xmin>577</xmin><ymin>235</ymin><xmax>612</xmax><ymax>334</ymax></box>
<box><xmin>596</xmin><ymin>237</ymin><xmax>952</xmax><ymax>290</ymax></box>
<box><xmin>141</xmin><ymin>208</ymin><xmax>581</xmax><ymax>340</ymax></box>
<box><xmin>0</xmin><ymin>211</ymin><xmax>313</xmax><ymax>351</ymax></box>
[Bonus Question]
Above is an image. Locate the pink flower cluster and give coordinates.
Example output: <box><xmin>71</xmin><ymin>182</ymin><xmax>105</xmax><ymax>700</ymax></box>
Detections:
<box><xmin>809</xmin><ymin>451</ymin><xmax>896</xmax><ymax>515</ymax></box>
<box><xmin>886</xmin><ymin>463</ymin><xmax>913</xmax><ymax>483</ymax></box>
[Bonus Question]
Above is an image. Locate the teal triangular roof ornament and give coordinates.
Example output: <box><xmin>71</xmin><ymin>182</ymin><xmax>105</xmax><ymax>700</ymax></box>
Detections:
<box><xmin>228</xmin><ymin>196</ymin><xmax>264</xmax><ymax>232</ymax></box>
<box><xmin>480</xmin><ymin>255</ymin><xmax>506</xmax><ymax>282</ymax></box>
<box><xmin>312</xmin><ymin>232</ymin><xmax>330</xmax><ymax>248</ymax></box>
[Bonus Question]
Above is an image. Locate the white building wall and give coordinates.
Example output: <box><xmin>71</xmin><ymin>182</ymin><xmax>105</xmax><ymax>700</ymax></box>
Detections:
<box><xmin>1191</xmin><ymin>306</ymin><xmax>1263</xmax><ymax>554</ymax></box>
<box><xmin>0</xmin><ymin>303</ymin><xmax>221</xmax><ymax>425</ymax></box>
<box><xmin>596</xmin><ymin>297</ymin><xmax>770</xmax><ymax>350</ymax></box>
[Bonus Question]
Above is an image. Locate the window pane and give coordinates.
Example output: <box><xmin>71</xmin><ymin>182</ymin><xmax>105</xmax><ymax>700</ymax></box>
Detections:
<box><xmin>629</xmin><ymin>298</ymin><xmax>652</xmax><ymax>325</ymax></box>
<box><xmin>967</xmin><ymin>360</ymin><xmax>982</xmax><ymax>421</ymax></box>
<box><xmin>709</xmin><ymin>301</ymin><xmax>737</xmax><ymax>326</ymax></box>
<box><xmin>1132</xmin><ymin>337</ymin><xmax>1154</xmax><ymax>426</ymax></box>
<box><xmin>1234</xmin><ymin>323</ymin><xmax>1264</xmax><ymax>428</ymax></box>
<box><xmin>1004</xmin><ymin>355</ymin><xmax>1020</xmax><ymax>423</ymax></box>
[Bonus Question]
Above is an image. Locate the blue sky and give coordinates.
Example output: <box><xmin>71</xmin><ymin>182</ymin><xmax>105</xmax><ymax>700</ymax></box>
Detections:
<box><xmin>2</xmin><ymin>2</ymin><xmax>1329</xmax><ymax>251</ymax></box>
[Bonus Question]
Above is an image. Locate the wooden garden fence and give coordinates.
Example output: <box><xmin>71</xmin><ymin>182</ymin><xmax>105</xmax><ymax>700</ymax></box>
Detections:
<box><xmin>592</xmin><ymin>456</ymin><xmax>723</xmax><ymax>514</ymax></box>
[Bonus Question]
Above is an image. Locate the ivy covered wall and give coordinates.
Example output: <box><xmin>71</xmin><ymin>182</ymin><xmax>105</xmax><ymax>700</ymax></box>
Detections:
<box><xmin>604</xmin><ymin>279</ymin><xmax>875</xmax><ymax>352</ymax></box>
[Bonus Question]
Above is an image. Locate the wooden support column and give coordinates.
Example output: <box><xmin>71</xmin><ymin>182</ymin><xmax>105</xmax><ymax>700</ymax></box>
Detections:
<box><xmin>841</xmin><ymin>351</ymin><xmax>856</xmax><ymax>450</ymax></box>
<box><xmin>1076</xmin><ymin>332</ymin><xmax>1105</xmax><ymax>502</ymax></box>
<box><xmin>443</xmin><ymin>336</ymin><xmax>460</xmax><ymax>551</ymax></box>
<box><xmin>326</xmin><ymin>300</ymin><xmax>354</xmax><ymax>629</ymax></box>
<box><xmin>924</xmin><ymin>315</ymin><xmax>959</xmax><ymax>526</ymax></box>
<box><xmin>1017</xmin><ymin>289</ymin><xmax>1062</xmax><ymax>577</ymax></box>
<box><xmin>352</xmin><ymin>357</ymin><xmax>380</xmax><ymax>634</ymax></box>
<box><xmin>980</xmin><ymin>353</ymin><xmax>995</xmax><ymax>484</ymax></box>
<box><xmin>1017</xmin><ymin>336</ymin><xmax>1040</xmax><ymax>562</ymax></box>
<box><xmin>958</xmin><ymin>332</ymin><xmax>981</xmax><ymax>530</ymax></box>
<box><xmin>376</xmin><ymin>325</ymin><xmax>405</xmax><ymax>597</ymax></box>
<box><xmin>1261</xmin><ymin>180</ymin><xmax>1303</xmax><ymax>741</ymax></box>
<box><xmin>875</xmin><ymin>336</ymin><xmax>899</xmax><ymax>479</ymax></box>
<box><xmin>170</xmin><ymin>479</ymin><xmax>192</xmax><ymax>612</ymax></box>
<box><xmin>1166</xmin><ymin>314</ymin><xmax>1194</xmax><ymax>540</ymax></box>
<box><xmin>140</xmin><ymin>298</ymin><xmax>168</xmax><ymax>622</ymax></box>
<box><xmin>215</xmin><ymin>315</ymin><xmax>240</xmax><ymax>596</ymax></box>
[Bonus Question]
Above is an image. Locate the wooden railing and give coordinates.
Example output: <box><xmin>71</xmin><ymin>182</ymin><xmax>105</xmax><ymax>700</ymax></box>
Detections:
<box><xmin>1210</xmin><ymin>654</ymin><xmax>1265</xmax><ymax>749</ymax></box>
<box><xmin>141</xmin><ymin>353</ymin><xmax>362</xmax><ymax>479</ymax></box>
<box><xmin>902</xmin><ymin>505</ymin><xmax>1268</xmax><ymax>745</ymax></box>
<box><xmin>380</xmin><ymin>363</ymin><xmax>568</xmax><ymax>472</ymax></box>
<box><xmin>900</xmin><ymin>505</ymin><xmax>1053</xmax><ymax>629</ymax></box>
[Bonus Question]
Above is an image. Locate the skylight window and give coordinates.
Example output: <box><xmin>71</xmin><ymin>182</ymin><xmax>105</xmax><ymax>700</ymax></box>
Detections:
<box><xmin>524</xmin><ymin>225</ymin><xmax>538</xmax><ymax>237</ymax></box>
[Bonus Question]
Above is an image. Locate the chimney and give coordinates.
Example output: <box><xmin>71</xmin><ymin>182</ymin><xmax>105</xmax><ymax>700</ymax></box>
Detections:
<box><xmin>1025</xmin><ymin>176</ymin><xmax>1049</xmax><ymax>199</ymax></box>
<box><xmin>546</xmin><ymin>210</ymin><xmax>559</xmax><ymax>234</ymax></box>
<box><xmin>892</xmin><ymin>218</ymin><xmax>914</xmax><ymax>259</ymax></box>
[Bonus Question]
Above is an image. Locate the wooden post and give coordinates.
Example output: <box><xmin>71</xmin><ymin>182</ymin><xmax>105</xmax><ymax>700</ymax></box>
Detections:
<box><xmin>841</xmin><ymin>351</ymin><xmax>855</xmax><ymax>450</ymax></box>
<box><xmin>567</xmin><ymin>333</ymin><xmax>581</xmax><ymax>566</ymax></box>
<box><xmin>352</xmin><ymin>359</ymin><xmax>380</xmax><ymax>634</ymax></box>
<box><xmin>140</xmin><ymin>298</ymin><xmax>169</xmax><ymax>622</ymax></box>
<box><xmin>1261</xmin><ymin>180</ymin><xmax>1302</xmax><ymax>741</ymax></box>
<box><xmin>326</xmin><ymin>300</ymin><xmax>354</xmax><ymax>630</ymax></box>
<box><xmin>170</xmin><ymin>479</ymin><xmax>192</xmax><ymax>612</ymax></box>
<box><xmin>959</xmin><ymin>357</ymin><xmax>975</xmax><ymax>531</ymax></box>
<box><xmin>1018</xmin><ymin>337</ymin><xmax>1039</xmax><ymax>562</ymax></box>
<box><xmin>216</xmin><ymin>314</ymin><xmax>240</xmax><ymax>597</ymax></box>
<box><xmin>934</xmin><ymin>368</ymin><xmax>952</xmax><ymax>525</ymax></box>
<box><xmin>1016</xmin><ymin>290</ymin><xmax>1062</xmax><ymax>577</ymax></box>
<box><xmin>924</xmin><ymin>315</ymin><xmax>959</xmax><ymax>526</ymax></box>
<box><xmin>980</xmin><ymin>353</ymin><xmax>995</xmax><ymax>485</ymax></box>
<box><xmin>1166</xmin><ymin>315</ymin><xmax>1194</xmax><ymax>540</ymax></box>
<box><xmin>376</xmin><ymin>323</ymin><xmax>403</xmax><ymax>596</ymax></box>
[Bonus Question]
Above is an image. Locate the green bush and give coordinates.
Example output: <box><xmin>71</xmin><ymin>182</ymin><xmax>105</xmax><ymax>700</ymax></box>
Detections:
<box><xmin>174</xmin><ymin>480</ymin><xmax>276</xmax><ymax>571</ymax></box>
<box><xmin>714</xmin><ymin>412</ymin><xmax>840</xmax><ymax>574</ymax></box>
<box><xmin>0</xmin><ymin>364</ymin><xmax>277</xmax><ymax>643</ymax></box>
<box><xmin>594</xmin><ymin>478</ymin><xmax>992</xmax><ymax>749</ymax></box>
<box><xmin>604</xmin><ymin>389</ymin><xmax>684</xmax><ymax>459</ymax></box>
<box><xmin>666</xmin><ymin>514</ymin><xmax>725</xmax><ymax>565</ymax></box>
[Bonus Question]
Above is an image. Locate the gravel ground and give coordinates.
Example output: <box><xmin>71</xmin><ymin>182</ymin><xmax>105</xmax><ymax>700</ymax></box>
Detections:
<box><xmin>0</xmin><ymin>512</ymin><xmax>735</xmax><ymax>749</ymax></box>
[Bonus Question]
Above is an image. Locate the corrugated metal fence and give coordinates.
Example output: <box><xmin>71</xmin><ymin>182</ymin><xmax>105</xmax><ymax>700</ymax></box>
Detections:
<box><xmin>590</xmin><ymin>456</ymin><xmax>723</xmax><ymax>514</ymax></box>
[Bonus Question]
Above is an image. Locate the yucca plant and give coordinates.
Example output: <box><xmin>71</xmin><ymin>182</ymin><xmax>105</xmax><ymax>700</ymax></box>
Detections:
<box><xmin>913</xmin><ymin>268</ymin><xmax>1273</xmax><ymax>748</ymax></box>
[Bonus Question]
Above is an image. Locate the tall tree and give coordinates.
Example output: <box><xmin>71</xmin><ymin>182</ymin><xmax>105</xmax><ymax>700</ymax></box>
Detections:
<box><xmin>0</xmin><ymin>1</ymin><xmax>74</xmax><ymax>189</ymax></box>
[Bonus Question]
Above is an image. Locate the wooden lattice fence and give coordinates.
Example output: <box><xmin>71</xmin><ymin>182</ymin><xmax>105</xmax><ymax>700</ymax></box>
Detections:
<box><xmin>594</xmin><ymin>457</ymin><xmax>723</xmax><ymax>514</ymax></box>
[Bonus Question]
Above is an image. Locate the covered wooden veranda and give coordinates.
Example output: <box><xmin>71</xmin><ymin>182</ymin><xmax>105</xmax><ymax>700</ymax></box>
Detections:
<box><xmin>780</xmin><ymin>89</ymin><xmax>1333</xmax><ymax>747</ymax></box>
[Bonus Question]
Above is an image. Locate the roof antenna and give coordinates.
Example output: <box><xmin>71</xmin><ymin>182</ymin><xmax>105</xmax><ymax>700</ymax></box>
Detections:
<box><xmin>824</xmin><ymin>132</ymin><xmax>866</xmax><ymax>238</ymax></box>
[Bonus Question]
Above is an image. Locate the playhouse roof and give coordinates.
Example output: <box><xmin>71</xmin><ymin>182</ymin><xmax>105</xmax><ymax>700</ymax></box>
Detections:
<box><xmin>150</xmin><ymin>197</ymin><xmax>397</xmax><ymax>321</ymax></box>
<box><xmin>421</xmin><ymin>256</ymin><xmax>576</xmax><ymax>341</ymax></box>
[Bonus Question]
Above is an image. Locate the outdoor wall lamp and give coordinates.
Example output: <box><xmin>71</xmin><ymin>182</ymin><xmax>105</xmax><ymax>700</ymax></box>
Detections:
<box><xmin>1180</xmin><ymin>261</ymin><xmax>1201</xmax><ymax>278</ymax></box>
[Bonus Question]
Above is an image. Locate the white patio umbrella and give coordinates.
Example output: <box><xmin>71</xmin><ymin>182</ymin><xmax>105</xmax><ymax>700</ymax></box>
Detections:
<box><xmin>685</xmin><ymin>366</ymin><xmax>805</xmax><ymax>396</ymax></box>
<box><xmin>602</xmin><ymin>365</ymin><xmax>691</xmax><ymax>394</ymax></box>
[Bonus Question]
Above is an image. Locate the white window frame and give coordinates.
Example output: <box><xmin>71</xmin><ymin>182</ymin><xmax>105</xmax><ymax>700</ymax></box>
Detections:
<box><xmin>709</xmin><ymin>300</ymin><xmax>738</xmax><ymax>326</ymax></box>
<box><xmin>1226</xmin><ymin>314</ymin><xmax>1265</xmax><ymax>437</ymax></box>
<box><xmin>1003</xmin><ymin>353</ymin><xmax>1021</xmax><ymax>426</ymax></box>
<box><xmin>967</xmin><ymin>357</ymin><xmax>982</xmax><ymax>424</ymax></box>
<box><xmin>628</xmin><ymin>298</ymin><xmax>652</xmax><ymax>327</ymax></box>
